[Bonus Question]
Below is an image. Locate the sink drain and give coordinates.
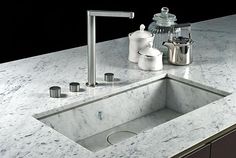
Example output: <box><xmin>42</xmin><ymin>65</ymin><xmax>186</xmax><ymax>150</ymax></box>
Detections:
<box><xmin>106</xmin><ymin>131</ymin><xmax>137</xmax><ymax>145</ymax></box>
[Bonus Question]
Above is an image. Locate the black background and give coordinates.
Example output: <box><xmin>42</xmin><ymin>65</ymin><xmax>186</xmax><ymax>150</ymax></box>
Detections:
<box><xmin>2</xmin><ymin>0</ymin><xmax>236</xmax><ymax>63</ymax></box>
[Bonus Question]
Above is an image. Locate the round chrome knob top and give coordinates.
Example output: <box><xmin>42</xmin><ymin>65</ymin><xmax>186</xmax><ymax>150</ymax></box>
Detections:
<box><xmin>69</xmin><ymin>82</ymin><xmax>80</xmax><ymax>92</ymax></box>
<box><xmin>104</xmin><ymin>73</ymin><xmax>114</xmax><ymax>82</ymax></box>
<box><xmin>49</xmin><ymin>86</ymin><xmax>61</xmax><ymax>98</ymax></box>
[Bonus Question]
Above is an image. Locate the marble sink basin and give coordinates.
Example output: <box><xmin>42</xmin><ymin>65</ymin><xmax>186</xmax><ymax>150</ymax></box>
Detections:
<box><xmin>35</xmin><ymin>75</ymin><xmax>228</xmax><ymax>152</ymax></box>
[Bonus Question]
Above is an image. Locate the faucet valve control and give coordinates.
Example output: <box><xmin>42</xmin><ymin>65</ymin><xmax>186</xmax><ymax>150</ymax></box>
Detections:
<box><xmin>69</xmin><ymin>82</ymin><xmax>80</xmax><ymax>92</ymax></box>
<box><xmin>104</xmin><ymin>73</ymin><xmax>114</xmax><ymax>82</ymax></box>
<box><xmin>49</xmin><ymin>86</ymin><xmax>61</xmax><ymax>98</ymax></box>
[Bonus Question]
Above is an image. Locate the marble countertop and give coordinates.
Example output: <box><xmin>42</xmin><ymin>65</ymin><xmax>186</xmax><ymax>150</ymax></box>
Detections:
<box><xmin>1</xmin><ymin>15</ymin><xmax>236</xmax><ymax>158</ymax></box>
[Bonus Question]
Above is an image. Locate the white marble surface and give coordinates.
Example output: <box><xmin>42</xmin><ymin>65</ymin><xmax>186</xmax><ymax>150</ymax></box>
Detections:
<box><xmin>0</xmin><ymin>15</ymin><xmax>236</xmax><ymax>158</ymax></box>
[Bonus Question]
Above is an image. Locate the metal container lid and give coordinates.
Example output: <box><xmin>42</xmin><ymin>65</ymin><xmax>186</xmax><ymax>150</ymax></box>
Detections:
<box><xmin>129</xmin><ymin>24</ymin><xmax>153</xmax><ymax>39</ymax></box>
<box><xmin>139</xmin><ymin>43</ymin><xmax>162</xmax><ymax>57</ymax></box>
<box><xmin>152</xmin><ymin>7</ymin><xmax>177</xmax><ymax>27</ymax></box>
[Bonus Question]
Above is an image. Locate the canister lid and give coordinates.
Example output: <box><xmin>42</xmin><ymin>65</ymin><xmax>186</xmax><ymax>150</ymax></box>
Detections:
<box><xmin>130</xmin><ymin>24</ymin><xmax>153</xmax><ymax>39</ymax></box>
<box><xmin>139</xmin><ymin>43</ymin><xmax>162</xmax><ymax>57</ymax></box>
<box><xmin>152</xmin><ymin>7</ymin><xmax>177</xmax><ymax>27</ymax></box>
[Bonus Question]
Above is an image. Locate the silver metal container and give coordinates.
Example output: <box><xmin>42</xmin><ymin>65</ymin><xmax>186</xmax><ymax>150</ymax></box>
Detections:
<box><xmin>163</xmin><ymin>36</ymin><xmax>193</xmax><ymax>65</ymax></box>
<box><xmin>162</xmin><ymin>23</ymin><xmax>193</xmax><ymax>65</ymax></box>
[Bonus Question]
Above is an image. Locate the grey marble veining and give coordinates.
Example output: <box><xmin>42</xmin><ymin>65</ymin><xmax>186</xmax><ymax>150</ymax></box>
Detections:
<box><xmin>0</xmin><ymin>15</ymin><xmax>236</xmax><ymax>158</ymax></box>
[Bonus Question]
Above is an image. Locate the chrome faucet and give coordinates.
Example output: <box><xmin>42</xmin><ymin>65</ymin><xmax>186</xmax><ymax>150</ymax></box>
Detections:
<box><xmin>86</xmin><ymin>10</ymin><xmax>135</xmax><ymax>87</ymax></box>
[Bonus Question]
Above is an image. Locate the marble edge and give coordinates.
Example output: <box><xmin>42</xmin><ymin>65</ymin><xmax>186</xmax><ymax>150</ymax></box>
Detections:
<box><xmin>167</xmin><ymin>74</ymin><xmax>232</xmax><ymax>96</ymax></box>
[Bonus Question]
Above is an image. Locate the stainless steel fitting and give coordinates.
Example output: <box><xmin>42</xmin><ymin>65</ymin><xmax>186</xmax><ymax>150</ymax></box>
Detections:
<box><xmin>86</xmin><ymin>10</ymin><xmax>134</xmax><ymax>87</ymax></box>
<box><xmin>69</xmin><ymin>82</ymin><xmax>80</xmax><ymax>92</ymax></box>
<box><xmin>104</xmin><ymin>73</ymin><xmax>114</xmax><ymax>82</ymax></box>
<box><xmin>49</xmin><ymin>86</ymin><xmax>61</xmax><ymax>98</ymax></box>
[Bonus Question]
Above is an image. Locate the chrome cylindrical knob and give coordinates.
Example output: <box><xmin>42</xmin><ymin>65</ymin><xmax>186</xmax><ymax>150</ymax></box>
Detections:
<box><xmin>69</xmin><ymin>82</ymin><xmax>80</xmax><ymax>92</ymax></box>
<box><xmin>49</xmin><ymin>86</ymin><xmax>61</xmax><ymax>98</ymax></box>
<box><xmin>104</xmin><ymin>73</ymin><xmax>114</xmax><ymax>82</ymax></box>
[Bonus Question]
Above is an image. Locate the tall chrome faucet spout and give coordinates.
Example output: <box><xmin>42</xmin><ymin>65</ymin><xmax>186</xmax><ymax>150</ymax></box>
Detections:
<box><xmin>86</xmin><ymin>10</ymin><xmax>135</xmax><ymax>87</ymax></box>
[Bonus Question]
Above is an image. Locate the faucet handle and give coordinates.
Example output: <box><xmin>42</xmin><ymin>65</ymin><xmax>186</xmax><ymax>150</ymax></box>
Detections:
<box><xmin>104</xmin><ymin>73</ymin><xmax>114</xmax><ymax>82</ymax></box>
<box><xmin>69</xmin><ymin>82</ymin><xmax>80</xmax><ymax>92</ymax></box>
<box><xmin>49</xmin><ymin>86</ymin><xmax>61</xmax><ymax>98</ymax></box>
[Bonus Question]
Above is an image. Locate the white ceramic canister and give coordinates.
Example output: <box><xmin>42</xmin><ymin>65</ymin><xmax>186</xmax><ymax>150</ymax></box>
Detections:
<box><xmin>138</xmin><ymin>43</ymin><xmax>163</xmax><ymax>71</ymax></box>
<box><xmin>128</xmin><ymin>24</ymin><xmax>154</xmax><ymax>63</ymax></box>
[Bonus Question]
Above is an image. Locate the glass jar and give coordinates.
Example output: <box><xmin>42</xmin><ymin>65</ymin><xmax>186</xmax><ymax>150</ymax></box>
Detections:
<box><xmin>148</xmin><ymin>7</ymin><xmax>180</xmax><ymax>58</ymax></box>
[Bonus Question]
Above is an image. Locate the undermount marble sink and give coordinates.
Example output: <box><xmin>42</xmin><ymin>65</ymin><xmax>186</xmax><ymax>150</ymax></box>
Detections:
<box><xmin>34</xmin><ymin>75</ymin><xmax>228</xmax><ymax>152</ymax></box>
